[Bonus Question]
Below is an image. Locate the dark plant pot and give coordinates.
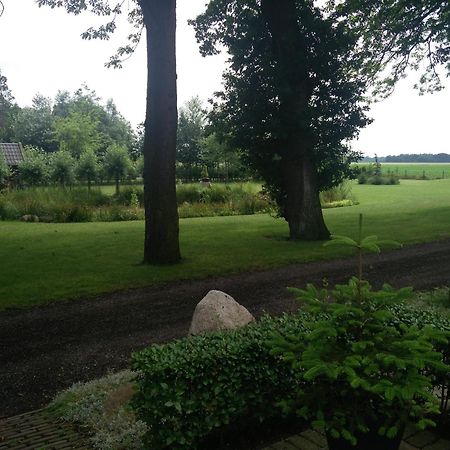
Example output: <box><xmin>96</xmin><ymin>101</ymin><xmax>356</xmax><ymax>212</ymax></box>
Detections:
<box><xmin>326</xmin><ymin>424</ymin><xmax>404</xmax><ymax>450</ymax></box>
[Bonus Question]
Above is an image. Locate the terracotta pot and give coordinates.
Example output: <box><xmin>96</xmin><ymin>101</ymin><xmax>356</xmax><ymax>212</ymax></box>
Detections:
<box><xmin>326</xmin><ymin>424</ymin><xmax>404</xmax><ymax>450</ymax></box>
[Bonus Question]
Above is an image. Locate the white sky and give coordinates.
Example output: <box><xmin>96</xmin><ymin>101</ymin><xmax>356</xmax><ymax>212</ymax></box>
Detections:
<box><xmin>0</xmin><ymin>0</ymin><xmax>448</xmax><ymax>157</ymax></box>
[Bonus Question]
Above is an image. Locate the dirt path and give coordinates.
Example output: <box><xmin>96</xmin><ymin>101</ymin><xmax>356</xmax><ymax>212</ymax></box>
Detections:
<box><xmin>1</xmin><ymin>239</ymin><xmax>450</xmax><ymax>418</ymax></box>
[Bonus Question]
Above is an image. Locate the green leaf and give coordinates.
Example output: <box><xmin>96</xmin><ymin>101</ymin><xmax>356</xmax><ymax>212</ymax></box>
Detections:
<box><xmin>377</xmin><ymin>239</ymin><xmax>402</xmax><ymax>249</ymax></box>
<box><xmin>323</xmin><ymin>235</ymin><xmax>359</xmax><ymax>248</ymax></box>
<box><xmin>417</xmin><ymin>418</ymin><xmax>436</xmax><ymax>430</ymax></box>
<box><xmin>360</xmin><ymin>242</ymin><xmax>381</xmax><ymax>253</ymax></box>
<box><xmin>386</xmin><ymin>426</ymin><xmax>398</xmax><ymax>439</ymax></box>
<box><xmin>361</xmin><ymin>235</ymin><xmax>378</xmax><ymax>245</ymax></box>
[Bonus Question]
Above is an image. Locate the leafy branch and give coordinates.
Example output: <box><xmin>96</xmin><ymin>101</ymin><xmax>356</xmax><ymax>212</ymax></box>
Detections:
<box><xmin>324</xmin><ymin>213</ymin><xmax>402</xmax><ymax>301</ymax></box>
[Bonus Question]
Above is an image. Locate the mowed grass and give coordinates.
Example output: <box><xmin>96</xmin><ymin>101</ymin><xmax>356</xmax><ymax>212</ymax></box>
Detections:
<box><xmin>1</xmin><ymin>179</ymin><xmax>450</xmax><ymax>310</ymax></box>
<box><xmin>356</xmin><ymin>163</ymin><xmax>450</xmax><ymax>179</ymax></box>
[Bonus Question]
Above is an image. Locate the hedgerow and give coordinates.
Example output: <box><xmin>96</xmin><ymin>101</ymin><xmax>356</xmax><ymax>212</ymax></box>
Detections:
<box><xmin>131</xmin><ymin>314</ymin><xmax>309</xmax><ymax>449</ymax></box>
<box><xmin>131</xmin><ymin>303</ymin><xmax>450</xmax><ymax>449</ymax></box>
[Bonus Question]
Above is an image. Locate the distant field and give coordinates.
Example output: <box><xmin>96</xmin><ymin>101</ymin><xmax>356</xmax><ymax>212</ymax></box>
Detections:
<box><xmin>356</xmin><ymin>163</ymin><xmax>450</xmax><ymax>179</ymax></box>
<box><xmin>2</xmin><ymin>179</ymin><xmax>450</xmax><ymax>309</ymax></box>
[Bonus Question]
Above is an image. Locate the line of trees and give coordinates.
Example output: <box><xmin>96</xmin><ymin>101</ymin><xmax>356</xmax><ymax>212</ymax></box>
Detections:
<box><xmin>14</xmin><ymin>145</ymin><xmax>138</xmax><ymax>194</ymax></box>
<box><xmin>384</xmin><ymin>154</ymin><xmax>450</xmax><ymax>163</ymax></box>
<box><xmin>176</xmin><ymin>96</ymin><xmax>247</xmax><ymax>181</ymax></box>
<box><xmin>0</xmin><ymin>82</ymin><xmax>138</xmax><ymax>157</ymax></box>
<box><xmin>0</xmin><ymin>71</ymin><xmax>249</xmax><ymax>189</ymax></box>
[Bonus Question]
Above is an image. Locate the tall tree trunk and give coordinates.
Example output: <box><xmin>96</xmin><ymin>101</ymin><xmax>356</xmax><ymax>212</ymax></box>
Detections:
<box><xmin>283</xmin><ymin>159</ymin><xmax>303</xmax><ymax>240</ymax></box>
<box><xmin>261</xmin><ymin>0</ymin><xmax>330</xmax><ymax>240</ymax></box>
<box><xmin>283</xmin><ymin>156</ymin><xmax>330</xmax><ymax>240</ymax></box>
<box><xmin>298</xmin><ymin>157</ymin><xmax>330</xmax><ymax>240</ymax></box>
<box><xmin>141</xmin><ymin>0</ymin><xmax>181</xmax><ymax>264</ymax></box>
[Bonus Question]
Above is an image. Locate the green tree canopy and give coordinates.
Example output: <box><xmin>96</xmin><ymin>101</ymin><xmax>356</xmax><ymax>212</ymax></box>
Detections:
<box><xmin>13</xmin><ymin>95</ymin><xmax>57</xmax><ymax>152</ymax></box>
<box><xmin>193</xmin><ymin>0</ymin><xmax>369</xmax><ymax>239</ymax></box>
<box><xmin>103</xmin><ymin>144</ymin><xmax>132</xmax><ymax>195</ymax></box>
<box><xmin>0</xmin><ymin>68</ymin><xmax>18</xmax><ymax>142</ymax></box>
<box><xmin>332</xmin><ymin>0</ymin><xmax>450</xmax><ymax>96</ymax></box>
<box><xmin>54</xmin><ymin>111</ymin><xmax>101</xmax><ymax>158</ymax></box>
<box><xmin>50</xmin><ymin>150</ymin><xmax>76</xmax><ymax>186</ymax></box>
<box><xmin>200</xmin><ymin>133</ymin><xmax>244</xmax><ymax>181</ymax></box>
<box><xmin>52</xmin><ymin>85</ymin><xmax>135</xmax><ymax>157</ymax></box>
<box><xmin>176</xmin><ymin>96</ymin><xmax>206</xmax><ymax>173</ymax></box>
<box><xmin>77</xmin><ymin>149</ymin><xmax>99</xmax><ymax>191</ymax></box>
<box><xmin>18</xmin><ymin>146</ymin><xmax>50</xmax><ymax>186</ymax></box>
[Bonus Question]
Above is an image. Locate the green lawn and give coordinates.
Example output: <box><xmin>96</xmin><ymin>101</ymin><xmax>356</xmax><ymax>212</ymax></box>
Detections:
<box><xmin>1</xmin><ymin>179</ymin><xmax>450</xmax><ymax>310</ymax></box>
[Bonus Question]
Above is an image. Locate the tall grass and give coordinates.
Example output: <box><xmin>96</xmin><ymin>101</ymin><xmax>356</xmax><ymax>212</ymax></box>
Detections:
<box><xmin>320</xmin><ymin>182</ymin><xmax>356</xmax><ymax>207</ymax></box>
<box><xmin>0</xmin><ymin>182</ymin><xmax>353</xmax><ymax>222</ymax></box>
<box><xmin>0</xmin><ymin>187</ymin><xmax>138</xmax><ymax>223</ymax></box>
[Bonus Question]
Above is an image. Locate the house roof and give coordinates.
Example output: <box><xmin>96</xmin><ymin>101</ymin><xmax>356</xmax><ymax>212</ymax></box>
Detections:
<box><xmin>0</xmin><ymin>143</ymin><xmax>25</xmax><ymax>166</ymax></box>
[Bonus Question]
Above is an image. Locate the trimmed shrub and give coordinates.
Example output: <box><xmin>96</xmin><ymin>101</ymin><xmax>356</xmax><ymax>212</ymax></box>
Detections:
<box><xmin>131</xmin><ymin>314</ymin><xmax>308</xmax><ymax>449</ymax></box>
<box><xmin>131</xmin><ymin>302</ymin><xmax>450</xmax><ymax>450</ymax></box>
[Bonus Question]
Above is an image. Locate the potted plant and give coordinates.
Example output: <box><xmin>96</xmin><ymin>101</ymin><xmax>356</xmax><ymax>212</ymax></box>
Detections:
<box><xmin>270</xmin><ymin>215</ymin><xmax>448</xmax><ymax>449</ymax></box>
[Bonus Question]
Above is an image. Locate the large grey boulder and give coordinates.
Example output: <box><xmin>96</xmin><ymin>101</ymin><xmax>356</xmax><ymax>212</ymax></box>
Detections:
<box><xmin>189</xmin><ymin>290</ymin><xmax>255</xmax><ymax>335</ymax></box>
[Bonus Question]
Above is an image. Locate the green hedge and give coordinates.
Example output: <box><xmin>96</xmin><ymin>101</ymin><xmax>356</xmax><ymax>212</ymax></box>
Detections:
<box><xmin>131</xmin><ymin>314</ymin><xmax>309</xmax><ymax>449</ymax></box>
<box><xmin>131</xmin><ymin>304</ymin><xmax>450</xmax><ymax>449</ymax></box>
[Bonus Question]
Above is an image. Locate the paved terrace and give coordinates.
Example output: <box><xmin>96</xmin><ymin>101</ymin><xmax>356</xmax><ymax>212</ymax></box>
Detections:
<box><xmin>1</xmin><ymin>408</ymin><xmax>449</xmax><ymax>450</ymax></box>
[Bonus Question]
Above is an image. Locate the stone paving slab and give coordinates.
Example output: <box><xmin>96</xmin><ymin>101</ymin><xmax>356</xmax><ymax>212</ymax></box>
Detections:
<box><xmin>0</xmin><ymin>409</ymin><xmax>89</xmax><ymax>450</ymax></box>
<box><xmin>263</xmin><ymin>428</ymin><xmax>450</xmax><ymax>450</ymax></box>
<box><xmin>406</xmin><ymin>430</ymin><xmax>441</xmax><ymax>449</ymax></box>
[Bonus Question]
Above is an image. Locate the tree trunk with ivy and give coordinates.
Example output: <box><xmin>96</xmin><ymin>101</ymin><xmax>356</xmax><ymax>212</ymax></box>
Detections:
<box><xmin>141</xmin><ymin>0</ymin><xmax>181</xmax><ymax>264</ymax></box>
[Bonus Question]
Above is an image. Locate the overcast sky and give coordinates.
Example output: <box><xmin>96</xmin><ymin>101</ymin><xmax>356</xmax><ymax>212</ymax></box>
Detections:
<box><xmin>0</xmin><ymin>0</ymin><xmax>448</xmax><ymax>156</ymax></box>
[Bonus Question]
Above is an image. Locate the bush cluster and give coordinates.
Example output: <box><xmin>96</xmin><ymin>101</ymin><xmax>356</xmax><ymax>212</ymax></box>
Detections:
<box><xmin>358</xmin><ymin>173</ymin><xmax>400</xmax><ymax>185</ymax></box>
<box><xmin>357</xmin><ymin>161</ymin><xmax>400</xmax><ymax>185</ymax></box>
<box><xmin>131</xmin><ymin>314</ymin><xmax>308</xmax><ymax>449</ymax></box>
<box><xmin>177</xmin><ymin>183</ymin><xmax>274</xmax><ymax>218</ymax></box>
<box><xmin>131</xmin><ymin>302</ymin><xmax>450</xmax><ymax>449</ymax></box>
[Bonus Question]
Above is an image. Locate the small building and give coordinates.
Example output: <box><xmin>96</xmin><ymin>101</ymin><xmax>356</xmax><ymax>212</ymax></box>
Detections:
<box><xmin>0</xmin><ymin>142</ymin><xmax>25</xmax><ymax>169</ymax></box>
<box><xmin>0</xmin><ymin>143</ymin><xmax>25</xmax><ymax>186</ymax></box>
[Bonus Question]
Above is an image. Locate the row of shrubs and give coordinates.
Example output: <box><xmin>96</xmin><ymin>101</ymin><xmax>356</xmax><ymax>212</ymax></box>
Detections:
<box><xmin>0</xmin><ymin>182</ymin><xmax>354</xmax><ymax>222</ymax></box>
<box><xmin>132</xmin><ymin>313</ymin><xmax>307</xmax><ymax>449</ymax></box>
<box><xmin>130</xmin><ymin>302</ymin><xmax>450</xmax><ymax>449</ymax></box>
<box><xmin>358</xmin><ymin>173</ymin><xmax>400</xmax><ymax>185</ymax></box>
<box><xmin>52</xmin><ymin>295</ymin><xmax>450</xmax><ymax>450</ymax></box>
